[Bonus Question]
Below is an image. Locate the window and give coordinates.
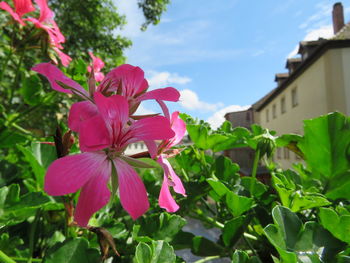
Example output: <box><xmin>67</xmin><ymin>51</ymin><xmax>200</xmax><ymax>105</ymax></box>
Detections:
<box><xmin>246</xmin><ymin>111</ymin><xmax>251</xmax><ymax>122</ymax></box>
<box><xmin>135</xmin><ymin>143</ymin><xmax>138</xmax><ymax>149</ymax></box>
<box><xmin>266</xmin><ymin>109</ymin><xmax>269</xmax><ymax>122</ymax></box>
<box><xmin>281</xmin><ymin>97</ymin><xmax>286</xmax><ymax>114</ymax></box>
<box><xmin>277</xmin><ymin>148</ymin><xmax>281</xmax><ymax>159</ymax></box>
<box><xmin>292</xmin><ymin>87</ymin><xmax>298</xmax><ymax>107</ymax></box>
<box><xmin>272</xmin><ymin>104</ymin><xmax>277</xmax><ymax>119</ymax></box>
<box><xmin>283</xmin><ymin>148</ymin><xmax>290</xmax><ymax>159</ymax></box>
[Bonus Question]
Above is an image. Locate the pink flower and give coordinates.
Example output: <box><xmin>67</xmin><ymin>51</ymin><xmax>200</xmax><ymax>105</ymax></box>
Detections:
<box><xmin>26</xmin><ymin>0</ymin><xmax>71</xmax><ymax>66</ymax></box>
<box><xmin>45</xmin><ymin>92</ymin><xmax>175</xmax><ymax>226</ymax></box>
<box><xmin>146</xmin><ymin>111</ymin><xmax>187</xmax><ymax>212</ymax></box>
<box><xmin>98</xmin><ymin>64</ymin><xmax>180</xmax><ymax>114</ymax></box>
<box><xmin>0</xmin><ymin>0</ymin><xmax>35</xmax><ymax>25</ymax></box>
<box><xmin>32</xmin><ymin>63</ymin><xmax>180</xmax><ymax>118</ymax></box>
<box><xmin>32</xmin><ymin>63</ymin><xmax>89</xmax><ymax>98</ymax></box>
<box><xmin>87</xmin><ymin>52</ymin><xmax>105</xmax><ymax>82</ymax></box>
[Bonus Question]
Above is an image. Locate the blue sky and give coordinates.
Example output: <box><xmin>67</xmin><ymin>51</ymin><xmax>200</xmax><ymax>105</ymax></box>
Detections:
<box><xmin>115</xmin><ymin>0</ymin><xmax>349</xmax><ymax>128</ymax></box>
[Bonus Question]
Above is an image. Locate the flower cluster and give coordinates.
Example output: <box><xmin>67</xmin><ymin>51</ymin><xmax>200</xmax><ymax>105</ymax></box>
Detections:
<box><xmin>0</xmin><ymin>0</ymin><xmax>71</xmax><ymax>66</ymax></box>
<box><xmin>32</xmin><ymin>62</ymin><xmax>186</xmax><ymax>226</ymax></box>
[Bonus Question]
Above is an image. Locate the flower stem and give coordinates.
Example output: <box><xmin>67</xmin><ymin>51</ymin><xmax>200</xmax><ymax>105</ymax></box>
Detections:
<box><xmin>28</xmin><ymin>209</ymin><xmax>41</xmax><ymax>263</ymax></box>
<box><xmin>250</xmin><ymin>148</ymin><xmax>260</xmax><ymax>196</ymax></box>
<box><xmin>0</xmin><ymin>251</ymin><xmax>16</xmax><ymax>263</ymax></box>
<box><xmin>193</xmin><ymin>256</ymin><xmax>220</xmax><ymax>263</ymax></box>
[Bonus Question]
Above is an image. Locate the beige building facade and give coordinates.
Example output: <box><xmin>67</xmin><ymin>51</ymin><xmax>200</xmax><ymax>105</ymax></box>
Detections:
<box><xmin>225</xmin><ymin>3</ymin><xmax>350</xmax><ymax>170</ymax></box>
<box><xmin>257</xmin><ymin>45</ymin><xmax>350</xmax><ymax>168</ymax></box>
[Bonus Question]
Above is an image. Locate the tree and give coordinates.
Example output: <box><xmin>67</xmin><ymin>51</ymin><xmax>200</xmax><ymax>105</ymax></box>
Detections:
<box><xmin>50</xmin><ymin>0</ymin><xmax>171</xmax><ymax>67</ymax></box>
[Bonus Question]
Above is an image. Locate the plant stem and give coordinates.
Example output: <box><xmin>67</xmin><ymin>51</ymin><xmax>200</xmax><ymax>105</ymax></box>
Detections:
<box><xmin>9</xmin><ymin>50</ymin><xmax>25</xmax><ymax>104</ymax></box>
<box><xmin>12</xmin><ymin>258</ymin><xmax>42</xmax><ymax>262</ymax></box>
<box><xmin>0</xmin><ymin>49</ymin><xmax>13</xmax><ymax>82</ymax></box>
<box><xmin>28</xmin><ymin>209</ymin><xmax>41</xmax><ymax>263</ymax></box>
<box><xmin>243</xmin><ymin>235</ymin><xmax>261</xmax><ymax>262</ymax></box>
<box><xmin>0</xmin><ymin>251</ymin><xmax>17</xmax><ymax>263</ymax></box>
<box><xmin>250</xmin><ymin>148</ymin><xmax>260</xmax><ymax>196</ymax></box>
<box><xmin>193</xmin><ymin>256</ymin><xmax>220</xmax><ymax>263</ymax></box>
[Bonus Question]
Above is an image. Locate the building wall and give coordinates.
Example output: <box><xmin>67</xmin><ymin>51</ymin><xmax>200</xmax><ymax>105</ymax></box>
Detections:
<box><xmin>258</xmin><ymin>47</ymin><xmax>350</xmax><ymax>168</ymax></box>
<box><xmin>341</xmin><ymin>48</ymin><xmax>350</xmax><ymax>115</ymax></box>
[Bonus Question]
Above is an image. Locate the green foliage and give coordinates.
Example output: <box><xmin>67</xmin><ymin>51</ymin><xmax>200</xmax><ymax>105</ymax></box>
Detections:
<box><xmin>50</xmin><ymin>0</ymin><xmax>131</xmax><ymax>67</ymax></box>
<box><xmin>138</xmin><ymin>0</ymin><xmax>171</xmax><ymax>30</ymax></box>
<box><xmin>44</xmin><ymin>238</ymin><xmax>100</xmax><ymax>263</ymax></box>
<box><xmin>134</xmin><ymin>240</ymin><xmax>176</xmax><ymax>263</ymax></box>
<box><xmin>1</xmin><ymin>7</ymin><xmax>350</xmax><ymax>260</ymax></box>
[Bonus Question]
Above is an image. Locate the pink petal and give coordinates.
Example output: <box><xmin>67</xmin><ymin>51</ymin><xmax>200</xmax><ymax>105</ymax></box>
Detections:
<box><xmin>14</xmin><ymin>0</ymin><xmax>35</xmax><ymax>17</ymax></box>
<box><xmin>168</xmin><ymin>111</ymin><xmax>186</xmax><ymax>148</ymax></box>
<box><xmin>52</xmin><ymin>47</ymin><xmax>71</xmax><ymax>67</ymax></box>
<box><xmin>74</xmin><ymin>161</ymin><xmax>111</xmax><ymax>226</ymax></box>
<box><xmin>68</xmin><ymin>101</ymin><xmax>98</xmax><ymax>132</ymax></box>
<box><xmin>98</xmin><ymin>64</ymin><xmax>148</xmax><ymax>96</ymax></box>
<box><xmin>94</xmin><ymin>72</ymin><xmax>105</xmax><ymax>82</ymax></box>
<box><xmin>156</xmin><ymin>99</ymin><xmax>170</xmax><ymax>120</ymax></box>
<box><xmin>79</xmin><ymin>114</ymin><xmax>111</xmax><ymax>152</ymax></box>
<box><xmin>34</xmin><ymin>0</ymin><xmax>54</xmax><ymax>22</ymax></box>
<box><xmin>44</xmin><ymin>152</ymin><xmax>108</xmax><ymax>196</ymax></box>
<box><xmin>128</xmin><ymin>116</ymin><xmax>175</xmax><ymax>143</ymax></box>
<box><xmin>144</xmin><ymin>140</ymin><xmax>158</xmax><ymax>159</ymax></box>
<box><xmin>50</xmin><ymin>20</ymin><xmax>65</xmax><ymax>44</ymax></box>
<box><xmin>114</xmin><ymin>158</ymin><xmax>149</xmax><ymax>220</ymax></box>
<box><xmin>158</xmin><ymin>156</ymin><xmax>186</xmax><ymax>196</ymax></box>
<box><xmin>32</xmin><ymin>63</ymin><xmax>87</xmax><ymax>96</ymax></box>
<box><xmin>0</xmin><ymin>2</ymin><xmax>26</xmax><ymax>25</ymax></box>
<box><xmin>137</xmin><ymin>87</ymin><xmax>180</xmax><ymax>102</ymax></box>
<box><xmin>159</xmin><ymin>175</ymin><xmax>179</xmax><ymax>213</ymax></box>
<box><xmin>94</xmin><ymin>92</ymin><xmax>129</xmax><ymax>130</ymax></box>
<box><xmin>89</xmin><ymin>52</ymin><xmax>105</xmax><ymax>72</ymax></box>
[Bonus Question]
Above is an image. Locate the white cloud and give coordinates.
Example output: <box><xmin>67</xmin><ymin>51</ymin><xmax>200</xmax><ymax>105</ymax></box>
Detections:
<box><xmin>114</xmin><ymin>0</ymin><xmax>144</xmax><ymax>37</ymax></box>
<box><xmin>179</xmin><ymin>89</ymin><xmax>224</xmax><ymax>112</ymax></box>
<box><xmin>147</xmin><ymin>71</ymin><xmax>191</xmax><ymax>89</ymax></box>
<box><xmin>287</xmin><ymin>25</ymin><xmax>333</xmax><ymax>58</ymax></box>
<box><xmin>207</xmin><ymin>104</ymin><xmax>251</xmax><ymax>129</ymax></box>
<box><xmin>299</xmin><ymin>2</ymin><xmax>332</xmax><ymax>30</ymax></box>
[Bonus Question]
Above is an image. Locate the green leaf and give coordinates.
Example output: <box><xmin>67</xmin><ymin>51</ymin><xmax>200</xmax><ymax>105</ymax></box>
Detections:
<box><xmin>226</xmin><ymin>191</ymin><xmax>253</xmax><ymax>216</ymax></box>
<box><xmin>264</xmin><ymin>206</ymin><xmax>345</xmax><ymax>262</ymax></box>
<box><xmin>0</xmin><ymin>130</ymin><xmax>27</xmax><ymax>148</ymax></box>
<box><xmin>214</xmin><ymin>155</ymin><xmax>239</xmax><ymax>181</ymax></box>
<box><xmin>232</xmin><ymin>250</ymin><xmax>249</xmax><ymax>263</ymax></box>
<box><xmin>31</xmin><ymin>142</ymin><xmax>57</xmax><ymax>169</ymax></box>
<box><xmin>17</xmin><ymin>145</ymin><xmax>46</xmax><ymax>189</ymax></box>
<box><xmin>299</xmin><ymin>112</ymin><xmax>350</xmax><ymax>179</ymax></box>
<box><xmin>240</xmin><ymin>177</ymin><xmax>267</xmax><ymax>198</ymax></box>
<box><xmin>191</xmin><ymin>236</ymin><xmax>224</xmax><ymax>257</ymax></box>
<box><xmin>19</xmin><ymin>74</ymin><xmax>43</xmax><ymax>105</ymax></box>
<box><xmin>222</xmin><ymin>216</ymin><xmax>246</xmax><ymax>247</ymax></box>
<box><xmin>135</xmin><ymin>242</ymin><xmax>152</xmax><ymax>263</ymax></box>
<box><xmin>44</xmin><ymin>238</ymin><xmax>100</xmax><ymax>263</ymax></box>
<box><xmin>325</xmin><ymin>171</ymin><xmax>350</xmax><ymax>200</ymax></box>
<box><xmin>134</xmin><ymin>241</ymin><xmax>176</xmax><ymax>263</ymax></box>
<box><xmin>207</xmin><ymin>178</ymin><xmax>230</xmax><ymax>198</ymax></box>
<box><xmin>133</xmin><ymin>213</ymin><xmax>187</xmax><ymax>243</ymax></box>
<box><xmin>319</xmin><ymin>207</ymin><xmax>350</xmax><ymax>244</ymax></box>
<box><xmin>0</xmin><ymin>184</ymin><xmax>52</xmax><ymax>227</ymax></box>
<box><xmin>290</xmin><ymin>192</ymin><xmax>330</xmax><ymax>212</ymax></box>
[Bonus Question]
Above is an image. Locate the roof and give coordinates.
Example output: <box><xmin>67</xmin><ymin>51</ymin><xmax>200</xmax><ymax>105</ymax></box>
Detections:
<box><xmin>274</xmin><ymin>73</ymin><xmax>289</xmax><ymax>82</ymax></box>
<box><xmin>252</xmin><ymin>88</ymin><xmax>277</xmax><ymax>110</ymax></box>
<box><xmin>285</xmin><ymin>57</ymin><xmax>302</xmax><ymax>68</ymax></box>
<box><xmin>255</xmin><ymin>39</ymin><xmax>350</xmax><ymax>111</ymax></box>
<box><xmin>333</xmin><ymin>22</ymin><xmax>350</xmax><ymax>40</ymax></box>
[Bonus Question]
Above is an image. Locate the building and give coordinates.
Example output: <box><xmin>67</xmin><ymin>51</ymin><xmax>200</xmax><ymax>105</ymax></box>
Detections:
<box><xmin>225</xmin><ymin>2</ymin><xmax>350</xmax><ymax>169</ymax></box>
